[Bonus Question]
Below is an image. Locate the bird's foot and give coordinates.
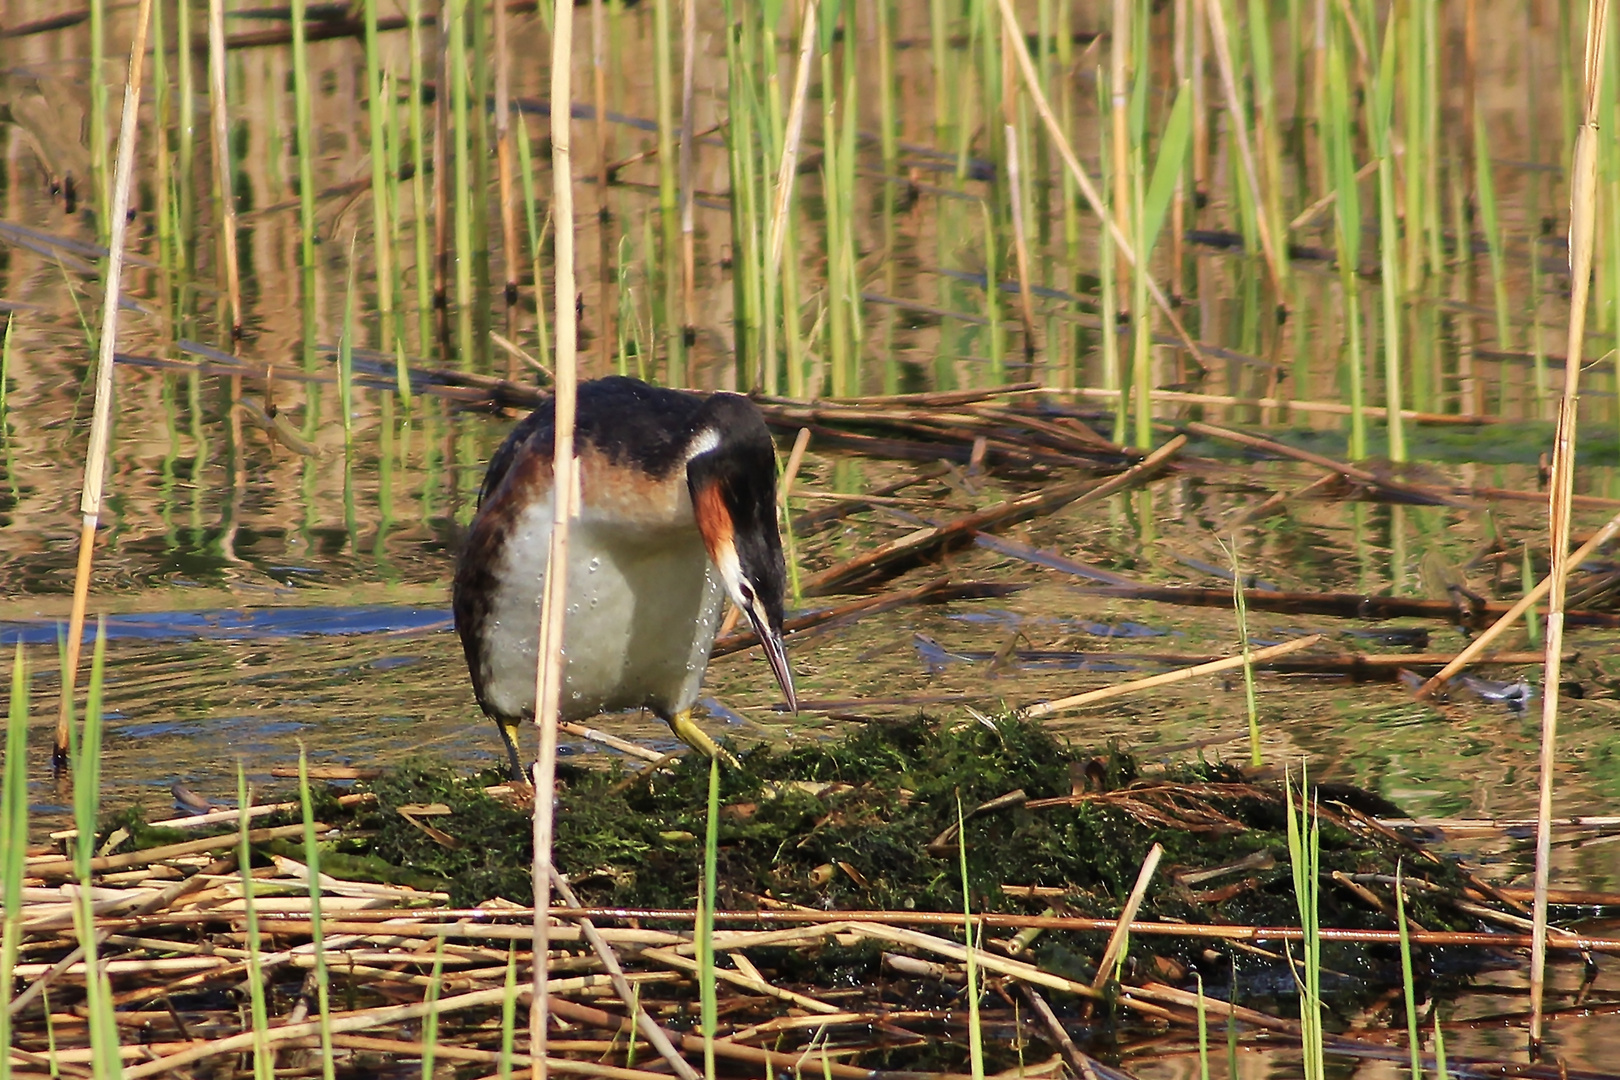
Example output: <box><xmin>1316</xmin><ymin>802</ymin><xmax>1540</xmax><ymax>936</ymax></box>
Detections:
<box><xmin>669</xmin><ymin>709</ymin><xmax>742</xmax><ymax>769</ymax></box>
<box><xmin>496</xmin><ymin>717</ymin><xmax>529</xmax><ymax>783</ymax></box>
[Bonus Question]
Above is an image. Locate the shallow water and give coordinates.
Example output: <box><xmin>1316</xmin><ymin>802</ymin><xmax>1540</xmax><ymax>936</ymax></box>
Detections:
<box><xmin>5</xmin><ymin>0</ymin><xmax>1620</xmax><ymax>1071</ymax></box>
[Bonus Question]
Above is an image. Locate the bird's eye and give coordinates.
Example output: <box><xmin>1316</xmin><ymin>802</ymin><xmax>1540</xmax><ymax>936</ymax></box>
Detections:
<box><xmin>739</xmin><ymin>582</ymin><xmax>755</xmax><ymax>604</ymax></box>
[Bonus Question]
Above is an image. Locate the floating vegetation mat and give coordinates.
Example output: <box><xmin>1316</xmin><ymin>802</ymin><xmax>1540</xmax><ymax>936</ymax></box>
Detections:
<box><xmin>13</xmin><ymin>717</ymin><xmax>1611</xmax><ymax>1078</ymax></box>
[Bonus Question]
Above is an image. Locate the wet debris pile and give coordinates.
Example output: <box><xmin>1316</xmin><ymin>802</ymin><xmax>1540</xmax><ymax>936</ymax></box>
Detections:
<box><xmin>9</xmin><ymin>716</ymin><xmax>1581</xmax><ymax>1078</ymax></box>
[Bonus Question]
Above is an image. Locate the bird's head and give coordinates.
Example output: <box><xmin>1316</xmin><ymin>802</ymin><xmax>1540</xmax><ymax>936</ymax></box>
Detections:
<box><xmin>685</xmin><ymin>395</ymin><xmax>797</xmax><ymax>713</ymax></box>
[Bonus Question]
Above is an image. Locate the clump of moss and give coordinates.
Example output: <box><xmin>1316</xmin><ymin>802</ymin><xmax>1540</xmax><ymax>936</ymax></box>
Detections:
<box><xmin>350</xmin><ymin>716</ymin><xmax>1473</xmax><ymax>951</ymax></box>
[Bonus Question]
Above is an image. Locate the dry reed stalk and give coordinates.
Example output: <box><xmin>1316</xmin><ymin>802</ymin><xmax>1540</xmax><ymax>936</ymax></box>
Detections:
<box><xmin>207</xmin><ymin>0</ymin><xmax>242</xmax><ymax>341</ymax></box>
<box><xmin>1177</xmin><ymin>420</ymin><xmax>1453</xmax><ymax>503</ymax></box>
<box><xmin>1198</xmin><ymin>0</ymin><xmax>1285</xmax><ymax>297</ymax></box>
<box><xmin>1530</xmin><ymin>0</ymin><xmax>1610</xmax><ymax>1047</ymax></box>
<box><xmin>54</xmin><ymin>0</ymin><xmax>156</xmax><ymax>770</ymax></box>
<box><xmin>638</xmin><ymin>945</ymin><xmax>842</xmax><ymax>1013</ymax></box>
<box><xmin>1418</xmin><ymin>505</ymin><xmax>1620</xmax><ymax>698</ymax></box>
<box><xmin>1003</xmin><ymin>124</ymin><xmax>1038</xmax><ymax>364</ymax></box>
<box><xmin>1089</xmin><ymin>843</ymin><xmax>1162</xmax><ymax>991</ymax></box>
<box><xmin>1023</xmin><ymin>635</ymin><xmax>1323</xmax><ymax>718</ymax></box>
<box><xmin>767</xmin><ymin>2</ymin><xmax>818</xmax><ymax>279</ymax></box>
<box><xmin>173</xmin><ymin>903</ymin><xmax>1620</xmax><ymax>956</ymax></box>
<box><xmin>1060</xmin><ymin>383</ymin><xmax>1487</xmax><ymax>424</ymax></box>
<box><xmin>534</xmin><ymin>0</ymin><xmax>582</xmax><ymax>1070</ymax></box>
<box><xmin>994</xmin><ymin>0</ymin><xmax>1208</xmax><ymax>372</ymax></box>
<box><xmin>25</xmin><ymin>824</ymin><xmax>317</xmax><ymax>884</ymax></box>
<box><xmin>677</xmin><ymin>0</ymin><xmax>697</xmax><ymax>340</ymax></box>
<box><xmin>556</xmin><ymin>721</ymin><xmax>667</xmax><ymax>761</ymax></box>
<box><xmin>847</xmin><ymin>922</ymin><xmax>1100</xmax><ymax>999</ymax></box>
<box><xmin>779</xmin><ymin>427</ymin><xmax>812</xmax><ymax>503</ymax></box>
<box><xmin>800</xmin><ymin>435</ymin><xmax>1186</xmax><ymax>595</ymax></box>
<box><xmin>549</xmin><ymin>870</ymin><xmax>701</xmax><ymax>1080</ymax></box>
<box><xmin>493</xmin><ymin>0</ymin><xmax>520</xmax><ymax>358</ymax></box>
<box><xmin>592</xmin><ymin>0</ymin><xmax>612</xmax><ymax>374</ymax></box>
<box><xmin>50</xmin><ymin>793</ymin><xmax>374</xmax><ymax>842</ymax></box>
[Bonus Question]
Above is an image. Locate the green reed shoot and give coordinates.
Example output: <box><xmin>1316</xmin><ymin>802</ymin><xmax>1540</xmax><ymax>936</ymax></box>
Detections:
<box><xmin>1285</xmin><ymin>763</ymin><xmax>1324</xmax><ymax>1080</ymax></box>
<box><xmin>1</xmin><ymin>644</ymin><xmax>29</xmax><ymax>1080</ymax></box>
<box><xmin>956</xmin><ymin>796</ymin><xmax>985</xmax><ymax>1080</ymax></box>
<box><xmin>233</xmin><ymin>764</ymin><xmax>272</xmax><ymax>1080</ymax></box>
<box><xmin>1097</xmin><ymin>79</ymin><xmax>1122</xmax><ymax>442</ymax></box>
<box><xmin>655</xmin><ymin>0</ymin><xmax>683</xmax><ymax>383</ymax></box>
<box><xmin>1433</xmin><ymin>1011</ymin><xmax>1448</xmax><ymax>1079</ymax></box>
<box><xmin>514</xmin><ymin>115</ymin><xmax>555</xmax><ymax>373</ymax></box>
<box><xmin>1323</xmin><ymin>23</ymin><xmax>1366</xmax><ymax>457</ymax></box>
<box><xmin>499</xmin><ymin>944</ymin><xmax>519</xmax><ymax>1078</ymax></box>
<box><xmin>1221</xmin><ymin>535</ymin><xmax>1262</xmax><ymax>767</ymax></box>
<box><xmin>297</xmin><ymin>746</ymin><xmax>336</xmax><ymax>1079</ymax></box>
<box><xmin>1194</xmin><ymin>972</ymin><xmax>1210</xmax><ymax>1080</ymax></box>
<box><xmin>89</xmin><ymin>0</ymin><xmax>107</xmax><ymax>238</ymax></box>
<box><xmin>69</xmin><ymin>622</ymin><xmax>121</xmax><ymax>1078</ymax></box>
<box><xmin>422</xmin><ymin>934</ymin><xmax>447</xmax><ymax>1078</ymax></box>
<box><xmin>700</xmin><ymin>752</ymin><xmax>720</xmax><ymax>1080</ymax></box>
<box><xmin>448</xmin><ymin>0</ymin><xmax>475</xmax><ymax>364</ymax></box>
<box><xmin>1367</xmin><ymin>7</ymin><xmax>1406</xmax><ymax>462</ymax></box>
<box><xmin>1132</xmin><ymin>83</ymin><xmax>1192</xmax><ymax>449</ymax></box>
<box><xmin>1523</xmin><ymin>546</ymin><xmax>1542</xmax><ymax>647</ymax></box>
<box><xmin>291</xmin><ymin>0</ymin><xmax>317</xmax><ymax>278</ymax></box>
<box><xmin>340</xmin><ymin>240</ymin><xmax>358</xmax><ymax>453</ymax></box>
<box><xmin>1245</xmin><ymin>0</ymin><xmax>1289</xmax><ymax>285</ymax></box>
<box><xmin>981</xmin><ymin>201</ymin><xmax>1003</xmax><ymax>379</ymax></box>
<box><xmin>1473</xmin><ymin>108</ymin><xmax>1520</xmax><ymax>404</ymax></box>
<box><xmin>1396</xmin><ymin>861</ymin><xmax>1422</xmax><ymax>1079</ymax></box>
<box><xmin>364</xmin><ymin>0</ymin><xmax>397</xmax><ymax>349</ymax></box>
<box><xmin>408</xmin><ymin>0</ymin><xmax>434</xmax><ymax>354</ymax></box>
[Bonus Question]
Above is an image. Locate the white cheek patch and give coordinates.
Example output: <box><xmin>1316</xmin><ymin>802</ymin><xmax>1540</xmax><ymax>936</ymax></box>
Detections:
<box><xmin>712</xmin><ymin>538</ymin><xmax>748</xmax><ymax>607</ymax></box>
<box><xmin>684</xmin><ymin>427</ymin><xmax>720</xmax><ymax>464</ymax></box>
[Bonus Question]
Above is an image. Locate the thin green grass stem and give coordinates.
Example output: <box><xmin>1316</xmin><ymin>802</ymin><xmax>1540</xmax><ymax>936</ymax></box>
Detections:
<box><xmin>0</xmin><ymin>644</ymin><xmax>29</xmax><ymax>1080</ymax></box>
<box><xmin>291</xmin><ymin>0</ymin><xmax>317</xmax><ymax>277</ymax></box>
<box><xmin>1285</xmin><ymin>764</ymin><xmax>1324</xmax><ymax>1080</ymax></box>
<box><xmin>365</xmin><ymin>0</ymin><xmax>396</xmax><ymax>349</ymax></box>
<box><xmin>700</xmin><ymin>754</ymin><xmax>720</xmax><ymax>1080</ymax></box>
<box><xmin>236</xmin><ymin>764</ymin><xmax>273</xmax><ymax>1080</ymax></box>
<box><xmin>298</xmin><ymin>747</ymin><xmax>336</xmax><ymax>1080</ymax></box>
<box><xmin>422</xmin><ymin>935</ymin><xmax>447</xmax><ymax>1078</ymax></box>
<box><xmin>409</xmin><ymin>0</ymin><xmax>434</xmax><ymax>354</ymax></box>
<box><xmin>69</xmin><ymin>623</ymin><xmax>121</xmax><ymax>1079</ymax></box>
<box><xmin>956</xmin><ymin>797</ymin><xmax>985</xmax><ymax>1080</ymax></box>
<box><xmin>1396</xmin><ymin>861</ymin><xmax>1422</xmax><ymax>1079</ymax></box>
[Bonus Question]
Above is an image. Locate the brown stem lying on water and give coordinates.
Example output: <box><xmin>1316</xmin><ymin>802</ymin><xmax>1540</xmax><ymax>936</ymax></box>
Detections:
<box><xmin>800</xmin><ymin>435</ymin><xmax>1185</xmax><ymax>595</ymax></box>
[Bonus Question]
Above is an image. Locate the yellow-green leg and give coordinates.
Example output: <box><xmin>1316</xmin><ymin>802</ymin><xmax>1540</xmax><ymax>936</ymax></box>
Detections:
<box><xmin>667</xmin><ymin>708</ymin><xmax>741</xmax><ymax>768</ymax></box>
<box><xmin>495</xmin><ymin>717</ymin><xmax>526</xmax><ymax>781</ymax></box>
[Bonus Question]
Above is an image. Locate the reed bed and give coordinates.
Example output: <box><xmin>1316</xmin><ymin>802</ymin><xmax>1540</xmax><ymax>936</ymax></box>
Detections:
<box><xmin>4</xmin><ymin>0</ymin><xmax>1620</xmax><ymax>1074</ymax></box>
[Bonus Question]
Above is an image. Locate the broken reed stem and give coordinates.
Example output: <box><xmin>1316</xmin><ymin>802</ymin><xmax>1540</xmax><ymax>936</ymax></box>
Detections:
<box><xmin>58</xmin><ymin>0</ymin><xmax>156</xmax><ymax>770</ymax></box>
<box><xmin>549</xmin><ymin>870</ymin><xmax>700</xmax><ymax>1080</ymax></box>
<box><xmin>207</xmin><ymin>0</ymin><xmax>242</xmax><ymax>339</ymax></box>
<box><xmin>494</xmin><ymin>0</ymin><xmax>520</xmax><ymax>352</ymax></box>
<box><xmin>1199</xmin><ymin>0</ymin><xmax>1286</xmax><ymax>299</ymax></box>
<box><xmin>767</xmin><ymin>2</ymin><xmax>817</xmax><ymax>276</ymax></box>
<box><xmin>677</xmin><ymin>0</ymin><xmax>697</xmax><ymax>339</ymax></box>
<box><xmin>993</xmin><ymin>0</ymin><xmax>1209</xmax><ymax>372</ymax></box>
<box><xmin>533</xmin><ymin>0</ymin><xmax>581</xmax><ymax>1071</ymax></box>
<box><xmin>1003</xmin><ymin>123</ymin><xmax>1038</xmax><ymax>366</ymax></box>
<box><xmin>1417</xmin><ymin>504</ymin><xmax>1620</xmax><ymax>697</ymax></box>
<box><xmin>1024</xmin><ymin>635</ymin><xmax>1323</xmax><ymax>717</ymax></box>
<box><xmin>1090</xmin><ymin>843</ymin><xmax>1162</xmax><ymax>990</ymax></box>
<box><xmin>1530</xmin><ymin>0</ymin><xmax>1609</xmax><ymax>1048</ymax></box>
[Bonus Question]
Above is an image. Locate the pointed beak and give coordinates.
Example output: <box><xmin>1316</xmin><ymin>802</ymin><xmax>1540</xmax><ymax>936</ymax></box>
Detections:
<box><xmin>745</xmin><ymin>604</ymin><xmax>797</xmax><ymax>713</ymax></box>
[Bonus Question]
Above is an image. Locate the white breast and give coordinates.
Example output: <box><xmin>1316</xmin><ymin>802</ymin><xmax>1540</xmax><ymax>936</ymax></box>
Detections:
<box><xmin>476</xmin><ymin>488</ymin><xmax>726</xmax><ymax>723</ymax></box>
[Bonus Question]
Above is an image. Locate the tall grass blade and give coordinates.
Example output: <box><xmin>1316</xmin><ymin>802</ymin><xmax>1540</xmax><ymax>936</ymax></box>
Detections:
<box><xmin>298</xmin><ymin>746</ymin><xmax>335</xmax><ymax>1080</ymax></box>
<box><xmin>0</xmin><ymin>644</ymin><xmax>29</xmax><ymax>1080</ymax></box>
<box><xmin>1396</xmin><ymin>861</ymin><xmax>1422</xmax><ymax>1079</ymax></box>
<box><xmin>957</xmin><ymin>796</ymin><xmax>985</xmax><ymax>1080</ymax></box>
<box><xmin>236</xmin><ymin>764</ymin><xmax>272</xmax><ymax>1080</ymax></box>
